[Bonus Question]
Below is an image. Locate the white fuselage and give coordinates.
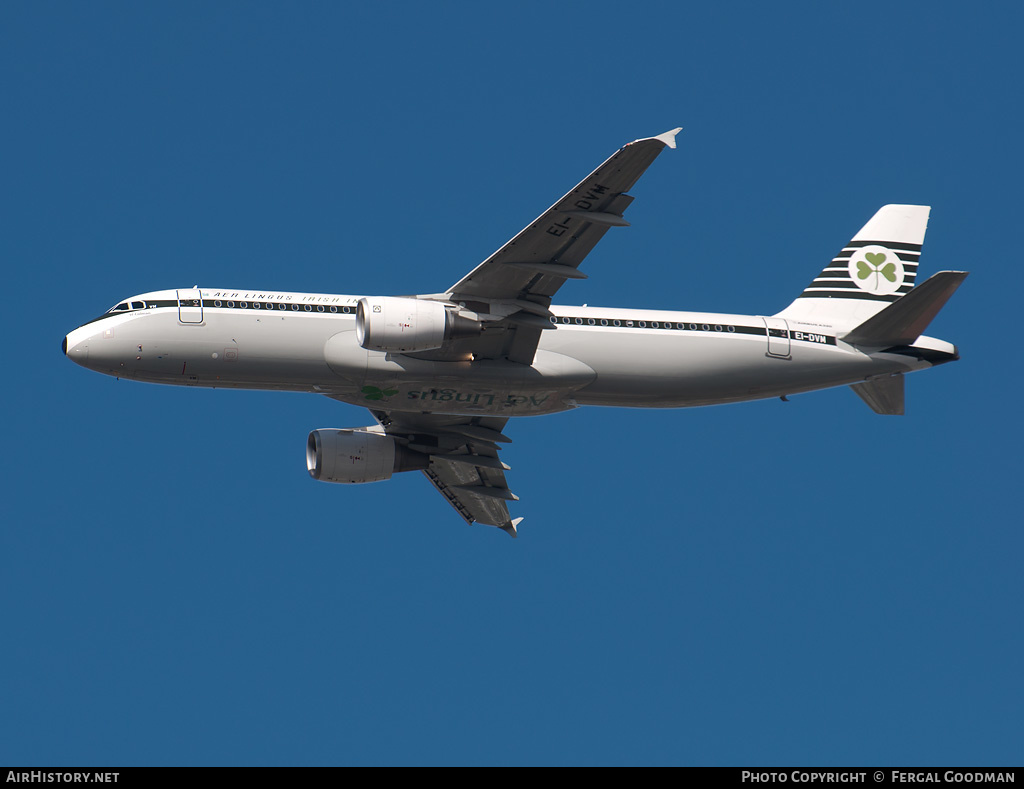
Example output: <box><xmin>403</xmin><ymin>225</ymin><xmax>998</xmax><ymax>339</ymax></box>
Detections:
<box><xmin>63</xmin><ymin>288</ymin><xmax>955</xmax><ymax>416</ymax></box>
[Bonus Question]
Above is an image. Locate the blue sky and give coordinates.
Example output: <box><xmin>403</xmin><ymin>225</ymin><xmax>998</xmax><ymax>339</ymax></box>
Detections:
<box><xmin>2</xmin><ymin>1</ymin><xmax>1021</xmax><ymax>766</ymax></box>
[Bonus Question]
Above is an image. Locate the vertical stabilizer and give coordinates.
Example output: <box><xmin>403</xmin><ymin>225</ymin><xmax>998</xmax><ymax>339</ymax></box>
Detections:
<box><xmin>777</xmin><ymin>205</ymin><xmax>930</xmax><ymax>330</ymax></box>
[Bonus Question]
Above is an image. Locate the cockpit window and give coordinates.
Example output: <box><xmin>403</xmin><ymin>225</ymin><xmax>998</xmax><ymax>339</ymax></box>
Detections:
<box><xmin>109</xmin><ymin>302</ymin><xmax>129</xmax><ymax>313</ymax></box>
<box><xmin>130</xmin><ymin>301</ymin><xmax>145</xmax><ymax>311</ymax></box>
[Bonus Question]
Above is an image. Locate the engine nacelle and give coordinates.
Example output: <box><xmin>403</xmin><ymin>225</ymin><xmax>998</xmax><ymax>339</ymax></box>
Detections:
<box><xmin>355</xmin><ymin>296</ymin><xmax>479</xmax><ymax>353</ymax></box>
<box><xmin>306</xmin><ymin>428</ymin><xmax>429</xmax><ymax>484</ymax></box>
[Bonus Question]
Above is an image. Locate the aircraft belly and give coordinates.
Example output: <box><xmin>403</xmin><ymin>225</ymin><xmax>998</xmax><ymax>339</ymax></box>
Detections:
<box><xmin>324</xmin><ymin>332</ymin><xmax>596</xmax><ymax>415</ymax></box>
<box><xmin>538</xmin><ymin>327</ymin><xmax>913</xmax><ymax>407</ymax></box>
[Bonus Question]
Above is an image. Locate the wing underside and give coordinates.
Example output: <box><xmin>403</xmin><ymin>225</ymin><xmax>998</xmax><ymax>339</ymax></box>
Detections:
<box><xmin>370</xmin><ymin>410</ymin><xmax>522</xmax><ymax>537</ymax></box>
<box><xmin>447</xmin><ymin>128</ymin><xmax>681</xmax><ymax>304</ymax></box>
<box><xmin>424</xmin><ymin>128</ymin><xmax>680</xmax><ymax>365</ymax></box>
<box><xmin>353</xmin><ymin>130</ymin><xmax>682</xmax><ymax>534</ymax></box>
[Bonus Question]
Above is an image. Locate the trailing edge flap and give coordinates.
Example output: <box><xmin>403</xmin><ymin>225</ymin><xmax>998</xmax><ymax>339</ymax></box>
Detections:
<box><xmin>841</xmin><ymin>271</ymin><xmax>968</xmax><ymax>347</ymax></box>
<box><xmin>850</xmin><ymin>375</ymin><xmax>904</xmax><ymax>416</ymax></box>
<box><xmin>368</xmin><ymin>410</ymin><xmax>521</xmax><ymax>537</ymax></box>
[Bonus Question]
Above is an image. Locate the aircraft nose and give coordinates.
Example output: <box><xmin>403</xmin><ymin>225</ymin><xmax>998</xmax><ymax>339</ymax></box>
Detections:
<box><xmin>63</xmin><ymin>327</ymin><xmax>91</xmax><ymax>366</ymax></box>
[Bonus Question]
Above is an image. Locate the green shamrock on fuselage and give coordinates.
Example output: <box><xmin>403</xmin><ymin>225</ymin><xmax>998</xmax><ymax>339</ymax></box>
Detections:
<box><xmin>856</xmin><ymin>251</ymin><xmax>897</xmax><ymax>291</ymax></box>
<box><xmin>362</xmin><ymin>385</ymin><xmax>398</xmax><ymax>401</ymax></box>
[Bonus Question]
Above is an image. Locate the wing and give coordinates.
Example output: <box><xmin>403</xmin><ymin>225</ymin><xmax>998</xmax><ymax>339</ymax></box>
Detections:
<box><xmin>369</xmin><ymin>409</ymin><xmax>522</xmax><ymax>537</ymax></box>
<box><xmin>448</xmin><ymin>127</ymin><xmax>681</xmax><ymax>302</ymax></box>
<box><xmin>433</xmin><ymin>128</ymin><xmax>681</xmax><ymax>364</ymax></box>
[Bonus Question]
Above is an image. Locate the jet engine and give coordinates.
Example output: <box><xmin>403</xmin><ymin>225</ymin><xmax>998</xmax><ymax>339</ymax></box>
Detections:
<box><xmin>355</xmin><ymin>296</ymin><xmax>479</xmax><ymax>353</ymax></box>
<box><xmin>306</xmin><ymin>428</ymin><xmax>429</xmax><ymax>484</ymax></box>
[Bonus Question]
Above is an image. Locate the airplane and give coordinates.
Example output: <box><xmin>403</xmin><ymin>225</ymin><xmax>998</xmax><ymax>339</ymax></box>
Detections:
<box><xmin>63</xmin><ymin>128</ymin><xmax>967</xmax><ymax>537</ymax></box>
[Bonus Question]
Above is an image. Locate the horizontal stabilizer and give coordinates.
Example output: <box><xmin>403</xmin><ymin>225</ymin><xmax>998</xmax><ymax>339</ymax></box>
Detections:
<box><xmin>850</xmin><ymin>374</ymin><xmax>905</xmax><ymax>415</ymax></box>
<box><xmin>842</xmin><ymin>271</ymin><xmax>968</xmax><ymax>347</ymax></box>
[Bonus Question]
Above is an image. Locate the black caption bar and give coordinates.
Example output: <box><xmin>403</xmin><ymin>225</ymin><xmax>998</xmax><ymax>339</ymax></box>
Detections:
<box><xmin>2</xmin><ymin>767</ymin><xmax>1021</xmax><ymax>776</ymax></box>
<box><xmin>740</xmin><ymin>769</ymin><xmax>1019</xmax><ymax>784</ymax></box>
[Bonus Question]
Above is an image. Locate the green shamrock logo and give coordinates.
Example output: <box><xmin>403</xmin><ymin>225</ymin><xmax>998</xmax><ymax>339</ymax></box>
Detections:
<box><xmin>362</xmin><ymin>385</ymin><xmax>398</xmax><ymax>401</ymax></box>
<box><xmin>856</xmin><ymin>251</ymin><xmax>898</xmax><ymax>290</ymax></box>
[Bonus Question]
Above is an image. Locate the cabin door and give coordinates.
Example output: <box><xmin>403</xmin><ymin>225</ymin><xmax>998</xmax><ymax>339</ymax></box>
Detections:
<box><xmin>177</xmin><ymin>289</ymin><xmax>203</xmax><ymax>324</ymax></box>
<box><xmin>762</xmin><ymin>317</ymin><xmax>791</xmax><ymax>358</ymax></box>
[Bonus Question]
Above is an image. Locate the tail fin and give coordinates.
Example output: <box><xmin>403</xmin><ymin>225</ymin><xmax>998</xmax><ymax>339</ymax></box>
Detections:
<box><xmin>776</xmin><ymin>205</ymin><xmax>930</xmax><ymax>330</ymax></box>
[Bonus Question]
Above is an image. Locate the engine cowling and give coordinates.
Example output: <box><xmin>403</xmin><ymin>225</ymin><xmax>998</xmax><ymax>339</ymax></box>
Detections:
<box><xmin>355</xmin><ymin>296</ymin><xmax>479</xmax><ymax>353</ymax></box>
<box><xmin>306</xmin><ymin>428</ymin><xmax>428</xmax><ymax>484</ymax></box>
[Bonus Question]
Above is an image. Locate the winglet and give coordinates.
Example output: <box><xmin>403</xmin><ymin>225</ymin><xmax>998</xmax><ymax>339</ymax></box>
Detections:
<box><xmin>628</xmin><ymin>127</ymin><xmax>682</xmax><ymax>149</ymax></box>
<box><xmin>654</xmin><ymin>127</ymin><xmax>682</xmax><ymax>149</ymax></box>
<box><xmin>501</xmin><ymin>517</ymin><xmax>524</xmax><ymax>538</ymax></box>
